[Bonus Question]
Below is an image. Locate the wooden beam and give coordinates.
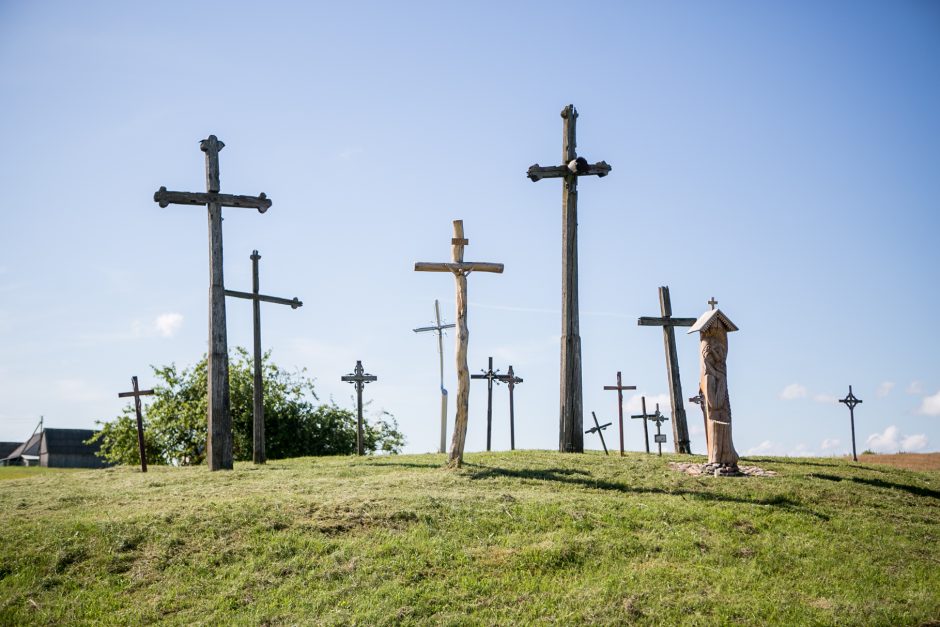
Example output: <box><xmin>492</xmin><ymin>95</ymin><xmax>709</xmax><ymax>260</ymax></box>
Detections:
<box><xmin>637</xmin><ymin>316</ymin><xmax>697</xmax><ymax>327</ymax></box>
<box><xmin>526</xmin><ymin>161</ymin><xmax>611</xmax><ymax>182</ymax></box>
<box><xmin>154</xmin><ymin>187</ymin><xmax>272</xmax><ymax>213</ymax></box>
<box><xmin>224</xmin><ymin>289</ymin><xmax>303</xmax><ymax>308</ymax></box>
<box><xmin>413</xmin><ymin>262</ymin><xmax>504</xmax><ymax>274</ymax></box>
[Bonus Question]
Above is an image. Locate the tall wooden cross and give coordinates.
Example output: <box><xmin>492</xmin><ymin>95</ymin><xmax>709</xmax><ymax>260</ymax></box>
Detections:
<box><xmin>154</xmin><ymin>135</ymin><xmax>272</xmax><ymax>471</ymax></box>
<box><xmin>118</xmin><ymin>376</ymin><xmax>155</xmax><ymax>473</ymax></box>
<box><xmin>225</xmin><ymin>250</ymin><xmax>302</xmax><ymax>464</ymax></box>
<box><xmin>586</xmin><ymin>411</ymin><xmax>612</xmax><ymax>455</ymax></box>
<box><xmin>415</xmin><ymin>220</ymin><xmax>504</xmax><ymax>467</ymax></box>
<box><xmin>603</xmin><ymin>371</ymin><xmax>637</xmax><ymax>457</ymax></box>
<box><xmin>527</xmin><ymin>104</ymin><xmax>611</xmax><ymax>454</ymax></box>
<box><xmin>471</xmin><ymin>357</ymin><xmax>501</xmax><ymax>452</ymax></box>
<box><xmin>638</xmin><ymin>286</ymin><xmax>696</xmax><ymax>454</ymax></box>
<box><xmin>413</xmin><ymin>300</ymin><xmax>455</xmax><ymax>454</ymax></box>
<box><xmin>838</xmin><ymin>385</ymin><xmax>863</xmax><ymax>462</ymax></box>
<box><xmin>341</xmin><ymin>360</ymin><xmax>378</xmax><ymax>455</ymax></box>
<box><xmin>497</xmin><ymin>365</ymin><xmax>524</xmax><ymax>451</ymax></box>
<box><xmin>630</xmin><ymin>396</ymin><xmax>653</xmax><ymax>454</ymax></box>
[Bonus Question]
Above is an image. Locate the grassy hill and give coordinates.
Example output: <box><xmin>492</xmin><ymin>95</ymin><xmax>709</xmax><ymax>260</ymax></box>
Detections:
<box><xmin>1</xmin><ymin>451</ymin><xmax>938</xmax><ymax>625</ymax></box>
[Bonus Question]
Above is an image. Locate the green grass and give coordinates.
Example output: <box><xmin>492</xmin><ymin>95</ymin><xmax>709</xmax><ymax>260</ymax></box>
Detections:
<box><xmin>1</xmin><ymin>451</ymin><xmax>938</xmax><ymax>625</ymax></box>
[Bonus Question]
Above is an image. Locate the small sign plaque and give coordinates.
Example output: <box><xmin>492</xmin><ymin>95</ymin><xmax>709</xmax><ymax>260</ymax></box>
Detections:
<box><xmin>654</xmin><ymin>434</ymin><xmax>667</xmax><ymax>444</ymax></box>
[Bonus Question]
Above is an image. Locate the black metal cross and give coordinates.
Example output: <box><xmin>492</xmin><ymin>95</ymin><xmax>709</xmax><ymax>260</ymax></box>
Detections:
<box><xmin>118</xmin><ymin>376</ymin><xmax>155</xmax><ymax>472</ymax></box>
<box><xmin>603</xmin><ymin>371</ymin><xmax>636</xmax><ymax>457</ymax></box>
<box><xmin>649</xmin><ymin>404</ymin><xmax>670</xmax><ymax>457</ymax></box>
<box><xmin>527</xmin><ymin>104</ymin><xmax>611</xmax><ymax>455</ymax></box>
<box><xmin>342</xmin><ymin>360</ymin><xmax>378</xmax><ymax>456</ymax></box>
<box><xmin>586</xmin><ymin>411</ymin><xmax>612</xmax><ymax>455</ymax></box>
<box><xmin>471</xmin><ymin>356</ymin><xmax>501</xmax><ymax>451</ymax></box>
<box><xmin>497</xmin><ymin>365</ymin><xmax>524</xmax><ymax>451</ymax></box>
<box><xmin>708</xmin><ymin>297</ymin><xmax>718</xmax><ymax>310</ymax></box>
<box><xmin>630</xmin><ymin>396</ymin><xmax>653</xmax><ymax>454</ymax></box>
<box><xmin>838</xmin><ymin>385</ymin><xmax>863</xmax><ymax>462</ymax></box>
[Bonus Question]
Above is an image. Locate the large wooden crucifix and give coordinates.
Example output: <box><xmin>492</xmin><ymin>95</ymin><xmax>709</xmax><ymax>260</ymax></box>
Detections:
<box><xmin>413</xmin><ymin>300</ymin><xmax>455</xmax><ymax>454</ymax></box>
<box><xmin>638</xmin><ymin>286</ymin><xmax>696</xmax><ymax>454</ymax></box>
<box><xmin>497</xmin><ymin>365</ymin><xmax>523</xmax><ymax>451</ymax></box>
<box><xmin>415</xmin><ymin>220</ymin><xmax>504</xmax><ymax>467</ymax></box>
<box><xmin>225</xmin><ymin>250</ymin><xmax>302</xmax><ymax>464</ymax></box>
<box><xmin>154</xmin><ymin>135</ymin><xmax>271</xmax><ymax>471</ymax></box>
<box><xmin>341</xmin><ymin>360</ymin><xmax>378</xmax><ymax>455</ymax></box>
<box><xmin>603</xmin><ymin>371</ymin><xmax>636</xmax><ymax>457</ymax></box>
<box><xmin>117</xmin><ymin>376</ymin><xmax>154</xmax><ymax>473</ymax></box>
<box><xmin>528</xmin><ymin>104</ymin><xmax>611</xmax><ymax>454</ymax></box>
<box><xmin>471</xmin><ymin>356</ymin><xmax>501</xmax><ymax>452</ymax></box>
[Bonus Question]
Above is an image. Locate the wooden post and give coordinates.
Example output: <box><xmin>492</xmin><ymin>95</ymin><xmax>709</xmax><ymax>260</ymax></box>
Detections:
<box><xmin>225</xmin><ymin>250</ymin><xmax>302</xmax><ymax>464</ymax></box>
<box><xmin>839</xmin><ymin>386</ymin><xmax>863</xmax><ymax>462</ymax></box>
<box><xmin>631</xmin><ymin>396</ymin><xmax>652</xmax><ymax>453</ymax></box>
<box><xmin>528</xmin><ymin>105</ymin><xmax>611</xmax><ymax>454</ymax></box>
<box><xmin>118</xmin><ymin>377</ymin><xmax>155</xmax><ymax>472</ymax></box>
<box><xmin>638</xmin><ymin>286</ymin><xmax>695</xmax><ymax>454</ymax></box>
<box><xmin>413</xmin><ymin>300</ymin><xmax>456</xmax><ymax>454</ymax></box>
<box><xmin>603</xmin><ymin>371</ymin><xmax>636</xmax><ymax>456</ymax></box>
<box><xmin>154</xmin><ymin>135</ymin><xmax>271</xmax><ymax>471</ymax></box>
<box><xmin>341</xmin><ymin>361</ymin><xmax>378</xmax><ymax>455</ymax></box>
<box><xmin>414</xmin><ymin>220</ymin><xmax>504</xmax><ymax>467</ymax></box>
<box><xmin>471</xmin><ymin>357</ymin><xmax>500</xmax><ymax>451</ymax></box>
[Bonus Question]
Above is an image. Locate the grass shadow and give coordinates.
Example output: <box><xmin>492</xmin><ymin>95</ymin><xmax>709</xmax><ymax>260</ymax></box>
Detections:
<box><xmin>808</xmin><ymin>473</ymin><xmax>939</xmax><ymax>500</ymax></box>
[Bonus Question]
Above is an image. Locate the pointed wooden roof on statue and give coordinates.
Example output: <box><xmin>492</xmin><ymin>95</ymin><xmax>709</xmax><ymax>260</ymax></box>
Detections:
<box><xmin>687</xmin><ymin>297</ymin><xmax>739</xmax><ymax>335</ymax></box>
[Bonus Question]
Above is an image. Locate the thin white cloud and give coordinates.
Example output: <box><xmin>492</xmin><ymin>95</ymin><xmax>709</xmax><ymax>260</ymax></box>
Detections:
<box><xmin>900</xmin><ymin>434</ymin><xmax>928</xmax><ymax>451</ymax></box>
<box><xmin>789</xmin><ymin>443</ymin><xmax>815</xmax><ymax>457</ymax></box>
<box><xmin>907</xmin><ymin>381</ymin><xmax>924</xmax><ymax>395</ymax></box>
<box><xmin>821</xmin><ymin>438</ymin><xmax>840</xmax><ymax>451</ymax></box>
<box><xmin>813</xmin><ymin>393</ymin><xmax>838</xmax><ymax>404</ymax></box>
<box><xmin>337</xmin><ymin>147</ymin><xmax>363</xmax><ymax>161</ymax></box>
<box><xmin>624</xmin><ymin>393</ymin><xmax>670</xmax><ymax>415</ymax></box>
<box><xmin>780</xmin><ymin>383</ymin><xmax>807</xmax><ymax>400</ymax></box>
<box><xmin>918</xmin><ymin>391</ymin><xmax>940</xmax><ymax>416</ymax></box>
<box><xmin>876</xmin><ymin>381</ymin><xmax>895</xmax><ymax>398</ymax></box>
<box><xmin>154</xmin><ymin>313</ymin><xmax>183</xmax><ymax>338</ymax></box>
<box><xmin>866</xmin><ymin>425</ymin><xmax>930</xmax><ymax>453</ymax></box>
<box><xmin>745</xmin><ymin>440</ymin><xmax>776</xmax><ymax>456</ymax></box>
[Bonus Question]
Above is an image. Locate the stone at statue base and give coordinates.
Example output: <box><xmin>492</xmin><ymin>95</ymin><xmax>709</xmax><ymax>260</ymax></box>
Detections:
<box><xmin>670</xmin><ymin>461</ymin><xmax>776</xmax><ymax>478</ymax></box>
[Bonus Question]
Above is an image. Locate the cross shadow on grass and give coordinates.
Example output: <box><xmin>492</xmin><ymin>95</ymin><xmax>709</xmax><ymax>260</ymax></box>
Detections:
<box><xmin>464</xmin><ymin>463</ymin><xmax>829</xmax><ymax>520</ymax></box>
<box><xmin>809</xmin><ymin>473</ymin><xmax>940</xmax><ymax>500</ymax></box>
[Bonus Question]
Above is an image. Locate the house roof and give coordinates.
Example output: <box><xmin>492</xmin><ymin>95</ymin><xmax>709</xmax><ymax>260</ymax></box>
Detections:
<box><xmin>3</xmin><ymin>431</ymin><xmax>42</xmax><ymax>462</ymax></box>
<box><xmin>0</xmin><ymin>442</ymin><xmax>21</xmax><ymax>458</ymax></box>
<box><xmin>41</xmin><ymin>429</ymin><xmax>102</xmax><ymax>456</ymax></box>
<box><xmin>687</xmin><ymin>308</ymin><xmax>739</xmax><ymax>334</ymax></box>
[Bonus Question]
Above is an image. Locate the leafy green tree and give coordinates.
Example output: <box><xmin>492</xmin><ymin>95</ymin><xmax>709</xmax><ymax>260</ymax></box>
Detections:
<box><xmin>90</xmin><ymin>349</ymin><xmax>404</xmax><ymax>465</ymax></box>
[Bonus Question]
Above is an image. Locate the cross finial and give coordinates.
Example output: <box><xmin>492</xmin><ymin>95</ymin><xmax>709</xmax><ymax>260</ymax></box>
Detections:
<box><xmin>708</xmin><ymin>297</ymin><xmax>718</xmax><ymax>310</ymax></box>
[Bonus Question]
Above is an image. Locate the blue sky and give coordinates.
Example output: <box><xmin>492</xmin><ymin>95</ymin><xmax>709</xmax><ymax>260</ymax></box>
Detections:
<box><xmin>1</xmin><ymin>1</ymin><xmax>938</xmax><ymax>457</ymax></box>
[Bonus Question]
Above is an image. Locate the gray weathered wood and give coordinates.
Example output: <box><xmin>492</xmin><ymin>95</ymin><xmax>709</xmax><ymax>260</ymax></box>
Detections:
<box><xmin>414</xmin><ymin>220</ymin><xmax>503</xmax><ymax>467</ymax></box>
<box><xmin>637</xmin><ymin>316</ymin><xmax>697</xmax><ymax>327</ymax></box>
<box><xmin>526</xmin><ymin>161</ymin><xmax>611</xmax><ymax>181</ymax></box>
<box><xmin>224</xmin><ymin>290</ymin><xmax>302</xmax><ymax>308</ymax></box>
<box><xmin>154</xmin><ymin>188</ymin><xmax>271</xmax><ymax>212</ymax></box>
<box><xmin>630</xmin><ymin>396</ymin><xmax>652</xmax><ymax>454</ymax></box>
<box><xmin>603</xmin><ymin>371</ymin><xmax>636</xmax><ymax>457</ymax></box>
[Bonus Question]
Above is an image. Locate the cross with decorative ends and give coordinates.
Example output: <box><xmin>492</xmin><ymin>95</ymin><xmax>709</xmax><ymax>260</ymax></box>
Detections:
<box><xmin>638</xmin><ymin>286</ymin><xmax>696</xmax><ymax>454</ymax></box>
<box><xmin>414</xmin><ymin>300</ymin><xmax>456</xmax><ymax>454</ymax></box>
<box><xmin>342</xmin><ymin>361</ymin><xmax>378</xmax><ymax>456</ymax></box>
<box><xmin>527</xmin><ymin>104</ymin><xmax>612</xmax><ymax>455</ymax></box>
<box><xmin>414</xmin><ymin>220</ymin><xmax>504</xmax><ymax>467</ymax></box>
<box><xmin>225</xmin><ymin>250</ymin><xmax>302</xmax><ymax>465</ymax></box>
<box><xmin>649</xmin><ymin>404</ymin><xmax>670</xmax><ymax>457</ymax></box>
<box><xmin>689</xmin><ymin>389</ymin><xmax>708</xmax><ymax>451</ymax></box>
<box><xmin>603</xmin><ymin>371</ymin><xmax>637</xmax><ymax>457</ymax></box>
<box><xmin>586</xmin><ymin>411</ymin><xmax>612</xmax><ymax>456</ymax></box>
<box><xmin>630</xmin><ymin>396</ymin><xmax>653</xmax><ymax>454</ymax></box>
<box><xmin>838</xmin><ymin>385</ymin><xmax>863</xmax><ymax>462</ymax></box>
<box><xmin>708</xmin><ymin>297</ymin><xmax>718</xmax><ymax>310</ymax></box>
<box><xmin>118</xmin><ymin>376</ymin><xmax>155</xmax><ymax>473</ymax></box>
<box><xmin>154</xmin><ymin>135</ymin><xmax>272</xmax><ymax>471</ymax></box>
<box><xmin>497</xmin><ymin>365</ymin><xmax>524</xmax><ymax>451</ymax></box>
<box><xmin>471</xmin><ymin>357</ymin><xmax>501</xmax><ymax>452</ymax></box>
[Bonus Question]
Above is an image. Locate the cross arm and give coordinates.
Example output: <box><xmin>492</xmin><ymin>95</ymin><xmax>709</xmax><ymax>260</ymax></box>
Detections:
<box><xmin>119</xmin><ymin>389</ymin><xmax>155</xmax><ymax>398</ymax></box>
<box><xmin>224</xmin><ymin>290</ymin><xmax>303</xmax><ymax>309</ymax></box>
<box><xmin>604</xmin><ymin>385</ymin><xmax>637</xmax><ymax>391</ymax></box>
<box><xmin>342</xmin><ymin>375</ymin><xmax>378</xmax><ymax>383</ymax></box>
<box><xmin>413</xmin><ymin>324</ymin><xmax>456</xmax><ymax>333</ymax></box>
<box><xmin>154</xmin><ymin>187</ymin><xmax>272</xmax><ymax>213</ymax></box>
<box><xmin>414</xmin><ymin>262</ymin><xmax>504</xmax><ymax>274</ymax></box>
<box><xmin>637</xmin><ymin>317</ymin><xmax>697</xmax><ymax>327</ymax></box>
<box><xmin>526</xmin><ymin>161</ymin><xmax>612</xmax><ymax>182</ymax></box>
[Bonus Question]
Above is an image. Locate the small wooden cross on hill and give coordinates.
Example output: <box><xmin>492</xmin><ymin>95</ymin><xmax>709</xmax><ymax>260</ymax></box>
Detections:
<box><xmin>225</xmin><ymin>250</ymin><xmax>302</xmax><ymax>464</ymax></box>
<box><xmin>603</xmin><ymin>371</ymin><xmax>637</xmax><ymax>457</ymax></box>
<box><xmin>497</xmin><ymin>365</ymin><xmax>524</xmax><ymax>451</ymax></box>
<box><xmin>631</xmin><ymin>396</ymin><xmax>654</xmax><ymax>454</ymax></box>
<box><xmin>527</xmin><ymin>104</ymin><xmax>611</xmax><ymax>455</ymax></box>
<box><xmin>414</xmin><ymin>300</ymin><xmax>456</xmax><ymax>454</ymax></box>
<box><xmin>586</xmin><ymin>411</ymin><xmax>612</xmax><ymax>456</ymax></box>
<box><xmin>118</xmin><ymin>376</ymin><xmax>154</xmax><ymax>473</ymax></box>
<box><xmin>471</xmin><ymin>357</ymin><xmax>501</xmax><ymax>452</ymax></box>
<box><xmin>342</xmin><ymin>360</ymin><xmax>378</xmax><ymax>456</ymax></box>
<box><xmin>415</xmin><ymin>220</ymin><xmax>504</xmax><ymax>467</ymax></box>
<box><xmin>638</xmin><ymin>286</ymin><xmax>696</xmax><ymax>454</ymax></box>
<box><xmin>154</xmin><ymin>135</ymin><xmax>272</xmax><ymax>471</ymax></box>
<box><xmin>839</xmin><ymin>385</ymin><xmax>863</xmax><ymax>462</ymax></box>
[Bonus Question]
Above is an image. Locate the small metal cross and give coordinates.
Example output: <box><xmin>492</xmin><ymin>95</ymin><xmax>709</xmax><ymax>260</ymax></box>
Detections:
<box><xmin>118</xmin><ymin>376</ymin><xmax>155</xmax><ymax>472</ymax></box>
<box><xmin>471</xmin><ymin>357</ymin><xmax>501</xmax><ymax>451</ymax></box>
<box><xmin>585</xmin><ymin>411</ymin><xmax>612</xmax><ymax>455</ymax></box>
<box><xmin>708</xmin><ymin>297</ymin><xmax>718</xmax><ymax>310</ymax></box>
<box><xmin>342</xmin><ymin>360</ymin><xmax>378</xmax><ymax>455</ymax></box>
<box><xmin>838</xmin><ymin>385</ymin><xmax>863</xmax><ymax>462</ymax></box>
<box><xmin>497</xmin><ymin>365</ymin><xmax>524</xmax><ymax>450</ymax></box>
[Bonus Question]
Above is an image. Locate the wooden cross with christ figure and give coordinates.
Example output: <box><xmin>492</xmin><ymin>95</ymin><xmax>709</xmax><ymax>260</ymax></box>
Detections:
<box><xmin>415</xmin><ymin>220</ymin><xmax>504</xmax><ymax>467</ymax></box>
<box><xmin>154</xmin><ymin>135</ymin><xmax>271</xmax><ymax>471</ymax></box>
<box><xmin>527</xmin><ymin>104</ymin><xmax>611</xmax><ymax>455</ymax></box>
<box><xmin>225</xmin><ymin>250</ymin><xmax>302</xmax><ymax>465</ymax></box>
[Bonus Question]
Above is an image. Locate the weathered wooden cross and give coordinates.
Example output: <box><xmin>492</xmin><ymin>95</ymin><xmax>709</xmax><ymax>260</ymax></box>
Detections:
<box><xmin>225</xmin><ymin>250</ymin><xmax>302</xmax><ymax>464</ymax></box>
<box><xmin>414</xmin><ymin>300</ymin><xmax>456</xmax><ymax>454</ymax></box>
<box><xmin>630</xmin><ymin>396</ymin><xmax>653</xmax><ymax>454</ymax></box>
<box><xmin>471</xmin><ymin>357</ymin><xmax>501</xmax><ymax>452</ymax></box>
<box><xmin>638</xmin><ymin>286</ymin><xmax>696</xmax><ymax>454</ymax></box>
<box><xmin>838</xmin><ymin>385</ymin><xmax>863</xmax><ymax>462</ymax></box>
<box><xmin>497</xmin><ymin>365</ymin><xmax>523</xmax><ymax>451</ymax></box>
<box><xmin>118</xmin><ymin>376</ymin><xmax>155</xmax><ymax>473</ymax></box>
<box><xmin>415</xmin><ymin>220</ymin><xmax>504</xmax><ymax>467</ymax></box>
<box><xmin>649</xmin><ymin>404</ymin><xmax>670</xmax><ymax>456</ymax></box>
<box><xmin>341</xmin><ymin>360</ymin><xmax>378</xmax><ymax>456</ymax></box>
<box><xmin>154</xmin><ymin>135</ymin><xmax>271</xmax><ymax>471</ymax></box>
<box><xmin>586</xmin><ymin>411</ymin><xmax>612</xmax><ymax>455</ymax></box>
<box><xmin>527</xmin><ymin>104</ymin><xmax>611</xmax><ymax>454</ymax></box>
<box><xmin>603</xmin><ymin>371</ymin><xmax>637</xmax><ymax>457</ymax></box>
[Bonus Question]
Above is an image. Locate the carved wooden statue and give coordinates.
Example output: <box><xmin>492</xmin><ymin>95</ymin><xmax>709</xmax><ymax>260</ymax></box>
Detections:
<box><xmin>688</xmin><ymin>300</ymin><xmax>739</xmax><ymax>468</ymax></box>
